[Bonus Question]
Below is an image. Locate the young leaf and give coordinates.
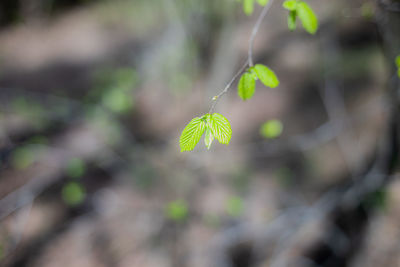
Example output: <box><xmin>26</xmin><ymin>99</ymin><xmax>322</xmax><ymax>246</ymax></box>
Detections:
<box><xmin>256</xmin><ymin>0</ymin><xmax>268</xmax><ymax>6</ymax></box>
<box><xmin>283</xmin><ymin>0</ymin><xmax>297</xmax><ymax>11</ymax></box>
<box><xmin>243</xmin><ymin>0</ymin><xmax>254</xmax><ymax>15</ymax></box>
<box><xmin>204</xmin><ymin>128</ymin><xmax>214</xmax><ymax>150</ymax></box>
<box><xmin>288</xmin><ymin>10</ymin><xmax>297</xmax><ymax>31</ymax></box>
<box><xmin>253</xmin><ymin>64</ymin><xmax>279</xmax><ymax>88</ymax></box>
<box><xmin>180</xmin><ymin>117</ymin><xmax>206</xmax><ymax>152</ymax></box>
<box><xmin>297</xmin><ymin>1</ymin><xmax>318</xmax><ymax>34</ymax></box>
<box><xmin>238</xmin><ymin>72</ymin><xmax>256</xmax><ymax>100</ymax></box>
<box><xmin>209</xmin><ymin>113</ymin><xmax>232</xmax><ymax>145</ymax></box>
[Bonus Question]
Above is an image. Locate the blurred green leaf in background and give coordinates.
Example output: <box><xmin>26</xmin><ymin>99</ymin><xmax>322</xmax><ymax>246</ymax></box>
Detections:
<box><xmin>11</xmin><ymin>146</ymin><xmax>36</xmax><ymax>170</ymax></box>
<box><xmin>363</xmin><ymin>189</ymin><xmax>388</xmax><ymax>211</ymax></box>
<box><xmin>62</xmin><ymin>182</ymin><xmax>86</xmax><ymax>206</ymax></box>
<box><xmin>0</xmin><ymin>242</ymin><xmax>4</xmax><ymax>261</ymax></box>
<box><xmin>226</xmin><ymin>196</ymin><xmax>244</xmax><ymax>217</ymax></box>
<box><xmin>260</xmin><ymin>119</ymin><xmax>283</xmax><ymax>139</ymax></box>
<box><xmin>360</xmin><ymin>2</ymin><xmax>374</xmax><ymax>19</ymax></box>
<box><xmin>90</xmin><ymin>67</ymin><xmax>137</xmax><ymax>114</ymax></box>
<box><xmin>165</xmin><ymin>200</ymin><xmax>188</xmax><ymax>222</ymax></box>
<box><xmin>66</xmin><ymin>158</ymin><xmax>86</xmax><ymax>179</ymax></box>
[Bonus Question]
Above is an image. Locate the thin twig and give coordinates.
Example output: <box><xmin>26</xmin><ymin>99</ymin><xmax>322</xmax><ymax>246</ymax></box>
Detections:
<box><xmin>209</xmin><ymin>59</ymin><xmax>249</xmax><ymax>113</ymax></box>
<box><xmin>208</xmin><ymin>0</ymin><xmax>275</xmax><ymax>113</ymax></box>
<box><xmin>248</xmin><ymin>0</ymin><xmax>275</xmax><ymax>66</ymax></box>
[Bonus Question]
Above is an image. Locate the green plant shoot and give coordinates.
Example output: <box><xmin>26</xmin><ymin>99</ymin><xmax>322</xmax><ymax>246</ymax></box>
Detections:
<box><xmin>237</xmin><ymin>64</ymin><xmax>279</xmax><ymax>101</ymax></box>
<box><xmin>283</xmin><ymin>0</ymin><xmax>318</xmax><ymax>34</ymax></box>
<box><xmin>180</xmin><ymin>113</ymin><xmax>232</xmax><ymax>151</ymax></box>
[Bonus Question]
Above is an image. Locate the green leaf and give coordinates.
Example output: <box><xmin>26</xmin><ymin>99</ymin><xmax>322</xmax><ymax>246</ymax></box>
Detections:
<box><xmin>204</xmin><ymin>128</ymin><xmax>214</xmax><ymax>150</ymax></box>
<box><xmin>256</xmin><ymin>0</ymin><xmax>268</xmax><ymax>6</ymax></box>
<box><xmin>297</xmin><ymin>1</ymin><xmax>318</xmax><ymax>34</ymax></box>
<box><xmin>283</xmin><ymin>0</ymin><xmax>297</xmax><ymax>11</ymax></box>
<box><xmin>238</xmin><ymin>72</ymin><xmax>256</xmax><ymax>100</ymax></box>
<box><xmin>253</xmin><ymin>64</ymin><xmax>280</xmax><ymax>88</ymax></box>
<box><xmin>288</xmin><ymin>10</ymin><xmax>297</xmax><ymax>31</ymax></box>
<box><xmin>209</xmin><ymin>113</ymin><xmax>232</xmax><ymax>145</ymax></box>
<box><xmin>180</xmin><ymin>117</ymin><xmax>206</xmax><ymax>152</ymax></box>
<box><xmin>260</xmin><ymin>119</ymin><xmax>283</xmax><ymax>138</ymax></box>
<box><xmin>243</xmin><ymin>0</ymin><xmax>254</xmax><ymax>15</ymax></box>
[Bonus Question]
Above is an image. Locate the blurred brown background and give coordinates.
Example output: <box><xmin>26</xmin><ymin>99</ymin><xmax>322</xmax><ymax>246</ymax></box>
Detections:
<box><xmin>0</xmin><ymin>0</ymin><xmax>399</xmax><ymax>266</ymax></box>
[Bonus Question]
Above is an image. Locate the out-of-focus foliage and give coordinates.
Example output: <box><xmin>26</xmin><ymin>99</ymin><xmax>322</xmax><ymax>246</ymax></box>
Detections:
<box><xmin>90</xmin><ymin>67</ymin><xmax>137</xmax><ymax>114</ymax></box>
<box><xmin>11</xmin><ymin>146</ymin><xmax>37</xmax><ymax>170</ymax></box>
<box><xmin>62</xmin><ymin>182</ymin><xmax>86</xmax><ymax>206</ymax></box>
<box><xmin>275</xmin><ymin>167</ymin><xmax>294</xmax><ymax>187</ymax></box>
<box><xmin>361</xmin><ymin>2</ymin><xmax>374</xmax><ymax>19</ymax></box>
<box><xmin>165</xmin><ymin>200</ymin><xmax>188</xmax><ymax>222</ymax></box>
<box><xmin>0</xmin><ymin>243</ymin><xmax>3</xmax><ymax>261</ymax></box>
<box><xmin>226</xmin><ymin>196</ymin><xmax>244</xmax><ymax>217</ymax></box>
<box><xmin>66</xmin><ymin>158</ymin><xmax>86</xmax><ymax>179</ymax></box>
<box><xmin>363</xmin><ymin>189</ymin><xmax>388</xmax><ymax>211</ymax></box>
<box><xmin>11</xmin><ymin>98</ymin><xmax>46</xmax><ymax>129</ymax></box>
<box><xmin>260</xmin><ymin>119</ymin><xmax>283</xmax><ymax>139</ymax></box>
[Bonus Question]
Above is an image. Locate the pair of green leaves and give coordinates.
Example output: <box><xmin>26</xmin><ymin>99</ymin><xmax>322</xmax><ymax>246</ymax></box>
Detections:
<box><xmin>241</xmin><ymin>0</ymin><xmax>269</xmax><ymax>16</ymax></box>
<box><xmin>396</xmin><ymin>55</ymin><xmax>400</xmax><ymax>78</ymax></box>
<box><xmin>238</xmin><ymin>64</ymin><xmax>279</xmax><ymax>100</ymax></box>
<box><xmin>180</xmin><ymin>113</ymin><xmax>232</xmax><ymax>152</ymax></box>
<box><xmin>283</xmin><ymin>0</ymin><xmax>318</xmax><ymax>34</ymax></box>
